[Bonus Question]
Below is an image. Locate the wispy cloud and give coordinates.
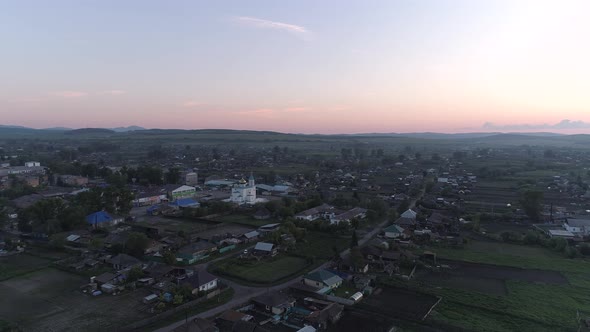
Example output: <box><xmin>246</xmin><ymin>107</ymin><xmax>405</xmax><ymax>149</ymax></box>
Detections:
<box><xmin>234</xmin><ymin>108</ymin><xmax>275</xmax><ymax>117</ymax></box>
<box><xmin>49</xmin><ymin>90</ymin><xmax>126</xmax><ymax>98</ymax></box>
<box><xmin>234</xmin><ymin>16</ymin><xmax>310</xmax><ymax>38</ymax></box>
<box><xmin>49</xmin><ymin>90</ymin><xmax>89</xmax><ymax>98</ymax></box>
<box><xmin>98</xmin><ymin>90</ymin><xmax>126</xmax><ymax>95</ymax></box>
<box><xmin>283</xmin><ymin>107</ymin><xmax>310</xmax><ymax>112</ymax></box>
<box><xmin>482</xmin><ymin>119</ymin><xmax>590</xmax><ymax>130</ymax></box>
<box><xmin>181</xmin><ymin>101</ymin><xmax>204</xmax><ymax>108</ymax></box>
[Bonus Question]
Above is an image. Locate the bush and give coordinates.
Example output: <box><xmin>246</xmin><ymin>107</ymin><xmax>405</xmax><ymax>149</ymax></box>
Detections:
<box><xmin>579</xmin><ymin>244</ymin><xmax>590</xmax><ymax>256</ymax></box>
<box><xmin>565</xmin><ymin>246</ymin><xmax>578</xmax><ymax>258</ymax></box>
<box><xmin>523</xmin><ymin>231</ymin><xmax>540</xmax><ymax>245</ymax></box>
<box><xmin>553</xmin><ymin>237</ymin><xmax>567</xmax><ymax>252</ymax></box>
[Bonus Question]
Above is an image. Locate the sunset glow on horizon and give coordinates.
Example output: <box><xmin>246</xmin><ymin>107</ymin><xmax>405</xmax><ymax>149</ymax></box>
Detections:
<box><xmin>2</xmin><ymin>0</ymin><xmax>590</xmax><ymax>134</ymax></box>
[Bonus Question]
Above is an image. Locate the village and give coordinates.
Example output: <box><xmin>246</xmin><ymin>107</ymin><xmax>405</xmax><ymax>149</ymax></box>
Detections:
<box><xmin>2</xmin><ymin>132</ymin><xmax>590</xmax><ymax>332</ymax></box>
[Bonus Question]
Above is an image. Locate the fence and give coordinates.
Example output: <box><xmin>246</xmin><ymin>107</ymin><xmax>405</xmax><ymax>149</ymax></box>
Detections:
<box><xmin>324</xmin><ymin>294</ymin><xmax>355</xmax><ymax>306</ymax></box>
<box><xmin>120</xmin><ymin>289</ymin><xmax>223</xmax><ymax>331</ymax></box>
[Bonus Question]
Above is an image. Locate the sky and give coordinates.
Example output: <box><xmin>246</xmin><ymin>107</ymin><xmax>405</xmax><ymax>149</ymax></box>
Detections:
<box><xmin>1</xmin><ymin>0</ymin><xmax>590</xmax><ymax>134</ymax></box>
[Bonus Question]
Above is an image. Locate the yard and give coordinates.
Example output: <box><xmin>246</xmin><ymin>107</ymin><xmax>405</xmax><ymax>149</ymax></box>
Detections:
<box><xmin>359</xmin><ymin>286</ymin><xmax>441</xmax><ymax>321</ymax></box>
<box><xmin>331</xmin><ymin>281</ymin><xmax>358</xmax><ymax>299</ymax></box>
<box><xmin>0</xmin><ymin>268</ymin><xmax>153</xmax><ymax>331</ymax></box>
<box><xmin>210</xmin><ymin>255</ymin><xmax>310</xmax><ymax>284</ymax></box>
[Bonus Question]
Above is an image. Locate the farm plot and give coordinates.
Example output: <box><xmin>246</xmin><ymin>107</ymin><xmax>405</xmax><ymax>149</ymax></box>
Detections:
<box><xmin>416</xmin><ymin>259</ymin><xmax>568</xmax><ymax>296</ymax></box>
<box><xmin>0</xmin><ymin>268</ymin><xmax>152</xmax><ymax>332</ymax></box>
<box><xmin>211</xmin><ymin>255</ymin><xmax>309</xmax><ymax>284</ymax></box>
<box><xmin>136</xmin><ymin>215</ymin><xmax>219</xmax><ymax>234</ymax></box>
<box><xmin>361</xmin><ymin>287</ymin><xmax>440</xmax><ymax>321</ymax></box>
<box><xmin>194</xmin><ymin>224</ymin><xmax>254</xmax><ymax>241</ymax></box>
<box><xmin>328</xmin><ymin>309</ymin><xmax>396</xmax><ymax>332</ymax></box>
<box><xmin>0</xmin><ymin>253</ymin><xmax>53</xmax><ymax>281</ymax></box>
<box><xmin>416</xmin><ymin>269</ymin><xmax>507</xmax><ymax>296</ymax></box>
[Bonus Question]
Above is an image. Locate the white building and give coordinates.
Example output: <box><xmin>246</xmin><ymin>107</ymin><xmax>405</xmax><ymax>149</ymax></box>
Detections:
<box><xmin>230</xmin><ymin>174</ymin><xmax>256</xmax><ymax>205</ymax></box>
<box><xmin>185</xmin><ymin>172</ymin><xmax>199</xmax><ymax>186</ymax></box>
<box><xmin>25</xmin><ymin>161</ymin><xmax>41</xmax><ymax>167</ymax></box>
<box><xmin>564</xmin><ymin>219</ymin><xmax>590</xmax><ymax>236</ymax></box>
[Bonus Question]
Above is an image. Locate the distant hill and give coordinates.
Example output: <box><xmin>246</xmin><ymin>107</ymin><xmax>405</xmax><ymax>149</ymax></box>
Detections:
<box><xmin>111</xmin><ymin>126</ymin><xmax>146</xmax><ymax>132</ymax></box>
<box><xmin>64</xmin><ymin>128</ymin><xmax>116</xmax><ymax>135</ymax></box>
<box><xmin>0</xmin><ymin>124</ymin><xmax>30</xmax><ymax>129</ymax></box>
<box><xmin>352</xmin><ymin>132</ymin><xmax>565</xmax><ymax>139</ymax></box>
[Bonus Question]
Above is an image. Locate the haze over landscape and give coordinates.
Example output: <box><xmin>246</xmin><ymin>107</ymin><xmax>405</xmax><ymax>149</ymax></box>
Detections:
<box><xmin>2</xmin><ymin>0</ymin><xmax>590</xmax><ymax>134</ymax></box>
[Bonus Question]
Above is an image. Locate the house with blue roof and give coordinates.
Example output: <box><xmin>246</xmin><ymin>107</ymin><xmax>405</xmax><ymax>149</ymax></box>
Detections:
<box><xmin>168</xmin><ymin>198</ymin><xmax>200</xmax><ymax>209</ymax></box>
<box><xmin>86</xmin><ymin>211</ymin><xmax>123</xmax><ymax>228</ymax></box>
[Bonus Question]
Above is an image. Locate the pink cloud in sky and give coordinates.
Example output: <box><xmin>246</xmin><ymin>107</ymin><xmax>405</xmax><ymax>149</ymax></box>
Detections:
<box><xmin>98</xmin><ymin>90</ymin><xmax>126</xmax><ymax>95</ymax></box>
<box><xmin>49</xmin><ymin>90</ymin><xmax>88</xmax><ymax>98</ymax></box>
<box><xmin>181</xmin><ymin>101</ymin><xmax>204</xmax><ymax>107</ymax></box>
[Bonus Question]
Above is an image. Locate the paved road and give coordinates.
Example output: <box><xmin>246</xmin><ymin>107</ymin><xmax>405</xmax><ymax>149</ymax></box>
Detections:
<box><xmin>155</xmin><ymin>218</ymin><xmax>391</xmax><ymax>332</ymax></box>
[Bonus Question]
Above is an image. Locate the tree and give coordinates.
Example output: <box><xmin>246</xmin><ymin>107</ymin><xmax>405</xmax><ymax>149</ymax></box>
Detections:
<box><xmin>163</xmin><ymin>251</ymin><xmax>177</xmax><ymax>265</ymax></box>
<box><xmin>127</xmin><ymin>266</ymin><xmax>144</xmax><ymax>283</ymax></box>
<box><xmin>523</xmin><ymin>231</ymin><xmax>540</xmax><ymax>245</ymax></box>
<box><xmin>350</xmin><ymin>231</ymin><xmax>358</xmax><ymax>248</ymax></box>
<box><xmin>350</xmin><ymin>218</ymin><xmax>360</xmax><ymax>229</ymax></box>
<box><xmin>565</xmin><ymin>246</ymin><xmax>578</xmax><ymax>258</ymax></box>
<box><xmin>165</xmin><ymin>168</ymin><xmax>181</xmax><ymax>184</ymax></box>
<box><xmin>580</xmin><ymin>243</ymin><xmax>590</xmax><ymax>256</ymax></box>
<box><xmin>520</xmin><ymin>190</ymin><xmax>543</xmax><ymax>222</ymax></box>
<box><xmin>89</xmin><ymin>238</ymin><xmax>103</xmax><ymax>251</ymax></box>
<box><xmin>350</xmin><ymin>247</ymin><xmax>365</xmax><ymax>271</ymax></box>
<box><xmin>125</xmin><ymin>232</ymin><xmax>150</xmax><ymax>257</ymax></box>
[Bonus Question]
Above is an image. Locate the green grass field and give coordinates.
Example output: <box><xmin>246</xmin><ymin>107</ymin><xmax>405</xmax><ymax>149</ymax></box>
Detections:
<box><xmin>211</xmin><ymin>255</ymin><xmax>309</xmax><ymax>284</ymax></box>
<box><xmin>0</xmin><ymin>254</ymin><xmax>53</xmax><ymax>281</ymax></box>
<box><xmin>213</xmin><ymin>214</ymin><xmax>274</xmax><ymax>227</ymax></box>
<box><xmin>413</xmin><ymin>240</ymin><xmax>590</xmax><ymax>331</ymax></box>
<box><xmin>427</xmin><ymin>240</ymin><xmax>590</xmax><ymax>274</ymax></box>
<box><xmin>293</xmin><ymin>232</ymin><xmax>350</xmax><ymax>259</ymax></box>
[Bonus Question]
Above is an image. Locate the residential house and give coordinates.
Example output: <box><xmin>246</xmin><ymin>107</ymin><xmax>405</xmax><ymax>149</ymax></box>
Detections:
<box><xmin>171</xmin><ymin>318</ymin><xmax>218</xmax><ymax>332</ymax></box>
<box><xmin>241</xmin><ymin>231</ymin><xmax>260</xmax><ymax>243</ymax></box>
<box><xmin>177</xmin><ymin>241</ymin><xmax>218</xmax><ymax>264</ymax></box>
<box><xmin>182</xmin><ymin>269</ymin><xmax>218</xmax><ymax>295</ymax></box>
<box><xmin>86</xmin><ymin>211</ymin><xmax>124</xmax><ymax>228</ymax></box>
<box><xmin>338</xmin><ymin>254</ymin><xmax>369</xmax><ymax>273</ymax></box>
<box><xmin>132</xmin><ymin>188</ymin><xmax>167</xmax><ymax>207</ymax></box>
<box><xmin>304</xmin><ymin>300</ymin><xmax>344</xmax><ymax>330</ymax></box>
<box><xmin>258</xmin><ymin>223</ymin><xmax>281</xmax><ymax>234</ymax></box>
<box><xmin>330</xmin><ymin>207</ymin><xmax>367</xmax><ymax>224</ymax></box>
<box><xmin>59</xmin><ymin>175</ymin><xmax>89</xmax><ymax>186</ymax></box>
<box><xmin>303</xmin><ymin>270</ymin><xmax>343</xmax><ymax>290</ymax></box>
<box><xmin>231</xmin><ymin>321</ymin><xmax>271</xmax><ymax>332</ymax></box>
<box><xmin>253</xmin><ymin>242</ymin><xmax>277</xmax><ymax>256</ymax></box>
<box><xmin>564</xmin><ymin>219</ymin><xmax>590</xmax><ymax>236</ymax></box>
<box><xmin>252</xmin><ymin>291</ymin><xmax>295</xmax><ymax>315</ymax></box>
<box><xmin>383</xmin><ymin>224</ymin><xmax>407</xmax><ymax>239</ymax></box>
<box><xmin>401</xmin><ymin>209</ymin><xmax>417</xmax><ymax>219</ymax></box>
<box><xmin>108</xmin><ymin>253</ymin><xmax>142</xmax><ymax>270</ymax></box>
<box><xmin>295</xmin><ymin>204</ymin><xmax>336</xmax><ymax>221</ymax></box>
<box><xmin>93</xmin><ymin>272</ymin><xmax>120</xmax><ymax>285</ymax></box>
<box><xmin>143</xmin><ymin>262</ymin><xmax>174</xmax><ymax>281</ymax></box>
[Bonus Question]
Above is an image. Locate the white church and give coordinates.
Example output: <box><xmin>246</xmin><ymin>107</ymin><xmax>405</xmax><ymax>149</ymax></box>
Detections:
<box><xmin>229</xmin><ymin>174</ymin><xmax>257</xmax><ymax>205</ymax></box>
